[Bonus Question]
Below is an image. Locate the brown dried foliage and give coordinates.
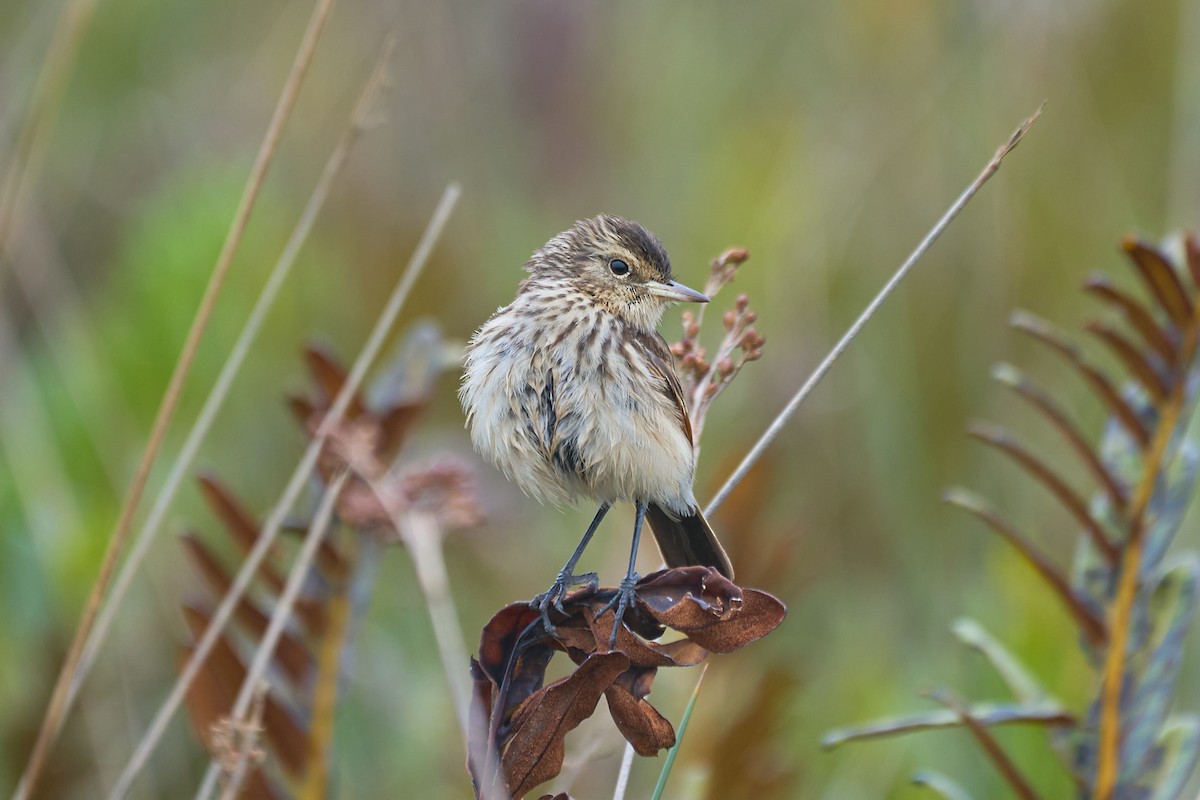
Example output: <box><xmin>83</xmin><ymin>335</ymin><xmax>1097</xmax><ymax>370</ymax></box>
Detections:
<box><xmin>182</xmin><ymin>339</ymin><xmax>442</xmax><ymax>798</ymax></box>
<box><xmin>468</xmin><ymin>567</ymin><xmax>785</xmax><ymax>799</ymax></box>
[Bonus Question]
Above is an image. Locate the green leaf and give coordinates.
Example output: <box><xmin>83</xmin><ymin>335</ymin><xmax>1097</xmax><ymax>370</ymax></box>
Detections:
<box><xmin>1149</xmin><ymin>715</ymin><xmax>1200</xmax><ymax>800</ymax></box>
<box><xmin>1123</xmin><ymin>558</ymin><xmax>1199</xmax><ymax>782</ymax></box>
<box><xmin>951</xmin><ymin>618</ymin><xmax>1051</xmax><ymax>705</ymax></box>
<box><xmin>912</xmin><ymin>770</ymin><xmax>976</xmax><ymax>800</ymax></box>
<box><xmin>1141</xmin><ymin>445</ymin><xmax>1198</xmax><ymax>579</ymax></box>
<box><xmin>821</xmin><ymin>703</ymin><xmax>1074</xmax><ymax>749</ymax></box>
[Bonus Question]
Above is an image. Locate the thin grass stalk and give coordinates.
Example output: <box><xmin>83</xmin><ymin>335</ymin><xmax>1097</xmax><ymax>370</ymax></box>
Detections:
<box><xmin>704</xmin><ymin>105</ymin><xmax>1043</xmax><ymax>517</ymax></box>
<box><xmin>0</xmin><ymin>0</ymin><xmax>99</xmax><ymax>261</ymax></box>
<box><xmin>13</xmin><ymin>3</ymin><xmax>337</xmax><ymax>795</ymax></box>
<box><xmin>632</xmin><ymin>107</ymin><xmax>1044</xmax><ymax>798</ymax></box>
<box><xmin>102</xmin><ymin>184</ymin><xmax>458</xmax><ymax>800</ymax></box>
<box><xmin>648</xmin><ymin>664</ymin><xmax>708</xmax><ymax>800</ymax></box>
<box><xmin>68</xmin><ymin>34</ymin><xmax>395</xmax><ymax>735</ymax></box>
<box><xmin>1095</xmin><ymin>306</ymin><xmax>1199</xmax><ymax>798</ymax></box>
<box><xmin>197</xmin><ymin>469</ymin><xmax>351</xmax><ymax>800</ymax></box>
<box><xmin>393</xmin><ymin>506</ymin><xmax>473</xmax><ymax>740</ymax></box>
<box><xmin>611</xmin><ymin>740</ymin><xmax>635</xmax><ymax>800</ymax></box>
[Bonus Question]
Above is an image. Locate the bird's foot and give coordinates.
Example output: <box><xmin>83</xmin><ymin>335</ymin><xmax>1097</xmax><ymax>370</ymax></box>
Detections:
<box><xmin>599</xmin><ymin>572</ymin><xmax>640</xmax><ymax>649</ymax></box>
<box><xmin>531</xmin><ymin>570</ymin><xmax>598</xmax><ymax>634</ymax></box>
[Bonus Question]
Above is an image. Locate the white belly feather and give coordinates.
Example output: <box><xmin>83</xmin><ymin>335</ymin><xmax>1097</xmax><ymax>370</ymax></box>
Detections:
<box><xmin>460</xmin><ymin>295</ymin><xmax>696</xmax><ymax>515</ymax></box>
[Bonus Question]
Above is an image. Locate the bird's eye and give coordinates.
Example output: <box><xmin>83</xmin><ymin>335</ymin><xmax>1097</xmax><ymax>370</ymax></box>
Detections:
<box><xmin>609</xmin><ymin>259</ymin><xmax>630</xmax><ymax>276</ymax></box>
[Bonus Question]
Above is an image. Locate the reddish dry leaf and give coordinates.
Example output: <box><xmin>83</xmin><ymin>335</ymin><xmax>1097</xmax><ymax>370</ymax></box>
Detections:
<box><xmin>502</xmin><ymin>652</ymin><xmax>630</xmax><ymax>798</ymax></box>
<box><xmin>181</xmin><ymin>606</ymin><xmax>309</xmax><ymax>779</ymax></box>
<box><xmin>634</xmin><ymin>567</ymin><xmax>786</xmax><ymax>653</ymax></box>
<box><xmin>304</xmin><ymin>344</ymin><xmax>369</xmax><ymax>419</ymax></box>
<box><xmin>1186</xmin><ymin>233</ymin><xmax>1200</xmax><ymax>289</ymax></box>
<box><xmin>1122</xmin><ymin>237</ymin><xmax>1192</xmax><ymax>327</ymax></box>
<box><xmin>605</xmin><ymin>666</ymin><xmax>677</xmax><ymax>756</ymax></box>
<box><xmin>197</xmin><ymin>475</ymin><xmax>287</xmax><ymax>595</ymax></box>
<box><xmin>471</xmin><ymin>567</ymin><xmax>786</xmax><ymax>798</ymax></box>
<box><xmin>181</xmin><ymin>535</ymin><xmax>312</xmax><ymax>684</ymax></box>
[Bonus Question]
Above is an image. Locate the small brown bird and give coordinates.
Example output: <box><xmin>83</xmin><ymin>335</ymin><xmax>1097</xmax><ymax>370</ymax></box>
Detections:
<box><xmin>460</xmin><ymin>215</ymin><xmax>734</xmax><ymax>642</ymax></box>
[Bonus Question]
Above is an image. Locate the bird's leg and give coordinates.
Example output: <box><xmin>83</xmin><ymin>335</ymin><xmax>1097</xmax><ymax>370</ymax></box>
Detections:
<box><xmin>532</xmin><ymin>502</ymin><xmax>610</xmax><ymax>632</ymax></box>
<box><xmin>600</xmin><ymin>501</ymin><xmax>646</xmax><ymax>648</ymax></box>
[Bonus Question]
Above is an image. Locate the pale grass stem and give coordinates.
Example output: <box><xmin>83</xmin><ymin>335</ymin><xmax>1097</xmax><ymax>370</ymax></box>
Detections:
<box><xmin>103</xmin><ymin>184</ymin><xmax>459</xmax><ymax>799</ymax></box>
<box><xmin>15</xmin><ymin>2</ymin><xmax>337</xmax><ymax>795</ymax></box>
<box><xmin>70</xmin><ymin>32</ymin><xmax>395</xmax><ymax>748</ymax></box>
<box><xmin>704</xmin><ymin>104</ymin><xmax>1043</xmax><ymax>518</ymax></box>
<box><xmin>0</xmin><ymin>0</ymin><xmax>99</xmax><ymax>262</ymax></box>
<box><xmin>615</xmin><ymin>105</ymin><xmax>1045</xmax><ymax>800</ymax></box>
<box><xmin>392</xmin><ymin>505</ymin><xmax>474</xmax><ymax>740</ymax></box>
<box><xmin>196</xmin><ymin>469</ymin><xmax>351</xmax><ymax>800</ymax></box>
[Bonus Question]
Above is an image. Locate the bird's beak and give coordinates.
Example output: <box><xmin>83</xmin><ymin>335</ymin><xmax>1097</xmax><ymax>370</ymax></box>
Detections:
<box><xmin>645</xmin><ymin>279</ymin><xmax>710</xmax><ymax>304</ymax></box>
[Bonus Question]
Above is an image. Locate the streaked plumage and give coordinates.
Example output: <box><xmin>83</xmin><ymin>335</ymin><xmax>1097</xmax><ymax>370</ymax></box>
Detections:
<box><xmin>460</xmin><ymin>215</ymin><xmax>733</xmax><ymax>633</ymax></box>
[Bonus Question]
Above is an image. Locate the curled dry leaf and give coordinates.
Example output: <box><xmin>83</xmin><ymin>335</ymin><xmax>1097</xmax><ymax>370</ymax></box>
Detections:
<box><xmin>468</xmin><ymin>566</ymin><xmax>786</xmax><ymax>799</ymax></box>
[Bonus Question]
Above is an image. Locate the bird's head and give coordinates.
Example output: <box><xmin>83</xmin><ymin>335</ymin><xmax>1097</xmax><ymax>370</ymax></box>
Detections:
<box><xmin>524</xmin><ymin>214</ymin><xmax>708</xmax><ymax>331</ymax></box>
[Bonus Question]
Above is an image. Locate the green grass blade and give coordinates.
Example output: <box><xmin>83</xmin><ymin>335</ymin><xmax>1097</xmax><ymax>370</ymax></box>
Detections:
<box><xmin>651</xmin><ymin>664</ymin><xmax>709</xmax><ymax>800</ymax></box>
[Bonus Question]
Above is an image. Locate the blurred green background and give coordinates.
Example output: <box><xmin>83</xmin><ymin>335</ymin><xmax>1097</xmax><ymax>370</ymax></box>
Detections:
<box><xmin>1</xmin><ymin>0</ymin><xmax>1198</xmax><ymax>797</ymax></box>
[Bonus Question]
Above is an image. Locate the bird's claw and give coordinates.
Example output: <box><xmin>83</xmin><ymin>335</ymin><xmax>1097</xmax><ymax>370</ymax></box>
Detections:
<box><xmin>599</xmin><ymin>572</ymin><xmax>640</xmax><ymax>649</ymax></box>
<box><xmin>531</xmin><ymin>570</ymin><xmax>597</xmax><ymax>634</ymax></box>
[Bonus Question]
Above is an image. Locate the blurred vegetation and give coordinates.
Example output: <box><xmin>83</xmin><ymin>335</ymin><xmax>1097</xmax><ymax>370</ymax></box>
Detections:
<box><xmin>1</xmin><ymin>0</ymin><xmax>1198</xmax><ymax>798</ymax></box>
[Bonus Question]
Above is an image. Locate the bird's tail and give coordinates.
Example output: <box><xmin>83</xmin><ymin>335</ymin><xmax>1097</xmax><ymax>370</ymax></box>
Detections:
<box><xmin>645</xmin><ymin>503</ymin><xmax>734</xmax><ymax>581</ymax></box>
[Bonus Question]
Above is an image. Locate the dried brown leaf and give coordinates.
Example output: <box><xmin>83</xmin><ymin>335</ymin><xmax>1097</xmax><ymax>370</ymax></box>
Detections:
<box><xmin>197</xmin><ymin>475</ymin><xmax>287</xmax><ymax>595</ymax></box>
<box><xmin>304</xmin><ymin>344</ymin><xmax>368</xmax><ymax>419</ymax></box>
<box><xmin>634</xmin><ymin>567</ymin><xmax>786</xmax><ymax>653</ymax></box>
<box><xmin>180</xmin><ymin>606</ymin><xmax>309</xmax><ymax>778</ymax></box>
<box><xmin>605</xmin><ymin>666</ymin><xmax>677</xmax><ymax>756</ymax></box>
<box><xmin>502</xmin><ymin>652</ymin><xmax>630</xmax><ymax>798</ymax></box>
<box><xmin>1122</xmin><ymin>237</ymin><xmax>1192</xmax><ymax>328</ymax></box>
<box><xmin>181</xmin><ymin>535</ymin><xmax>312</xmax><ymax>684</ymax></box>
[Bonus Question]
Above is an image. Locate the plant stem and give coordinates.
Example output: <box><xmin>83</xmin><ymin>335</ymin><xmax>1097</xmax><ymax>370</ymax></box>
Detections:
<box><xmin>101</xmin><ymin>184</ymin><xmax>458</xmax><ymax>800</ymax></box>
<box><xmin>14</xmin><ymin>2</ymin><xmax>336</xmax><ymax>795</ymax></box>
<box><xmin>704</xmin><ymin>104</ymin><xmax>1043</xmax><ymax>517</ymax></box>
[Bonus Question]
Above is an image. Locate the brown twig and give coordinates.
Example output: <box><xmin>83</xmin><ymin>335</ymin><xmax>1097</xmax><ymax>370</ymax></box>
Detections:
<box><xmin>14</xmin><ymin>2</ymin><xmax>337</xmax><ymax>796</ymax></box>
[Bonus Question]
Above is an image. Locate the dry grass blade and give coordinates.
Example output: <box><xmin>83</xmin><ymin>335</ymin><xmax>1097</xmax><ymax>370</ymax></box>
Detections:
<box><xmin>1084</xmin><ymin>321</ymin><xmax>1169</xmax><ymax>402</ymax></box>
<box><xmin>1084</xmin><ymin>276</ymin><xmax>1176</xmax><ymax>363</ymax></box>
<box><xmin>1010</xmin><ymin>310</ymin><xmax>1151</xmax><ymax>448</ymax></box>
<box><xmin>102</xmin><ymin>184</ymin><xmax>458</xmax><ymax>800</ymax></box>
<box><xmin>53</xmin><ymin>30</ymin><xmax>395</xmax><ymax>780</ymax></box>
<box><xmin>703</xmin><ymin>104</ymin><xmax>1044</xmax><ymax>517</ymax></box>
<box><xmin>611</xmin><ymin>107</ymin><xmax>1045</xmax><ymax>800</ymax></box>
<box><xmin>0</xmin><ymin>0</ymin><xmax>98</xmax><ymax>262</ymax></box>
<box><xmin>943</xmin><ymin>488</ymin><xmax>1107</xmax><ymax>648</ymax></box>
<box><xmin>206</xmin><ymin>470</ymin><xmax>350</xmax><ymax>800</ymax></box>
<box><xmin>1122</xmin><ymin>238</ymin><xmax>1191</xmax><ymax>327</ymax></box>
<box><xmin>966</xmin><ymin>422</ymin><xmax>1118</xmax><ymax>564</ymax></box>
<box><xmin>14</xmin><ymin>3</ymin><xmax>338</xmax><ymax>795</ymax></box>
<box><xmin>992</xmin><ymin>363</ymin><xmax>1128</xmax><ymax>512</ymax></box>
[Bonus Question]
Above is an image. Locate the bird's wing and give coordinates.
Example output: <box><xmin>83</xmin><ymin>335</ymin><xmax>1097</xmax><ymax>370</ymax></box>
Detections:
<box><xmin>630</xmin><ymin>330</ymin><xmax>694</xmax><ymax>447</ymax></box>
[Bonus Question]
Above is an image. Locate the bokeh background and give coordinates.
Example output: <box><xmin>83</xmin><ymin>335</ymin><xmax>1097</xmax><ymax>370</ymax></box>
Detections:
<box><xmin>2</xmin><ymin>0</ymin><xmax>1199</xmax><ymax>797</ymax></box>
